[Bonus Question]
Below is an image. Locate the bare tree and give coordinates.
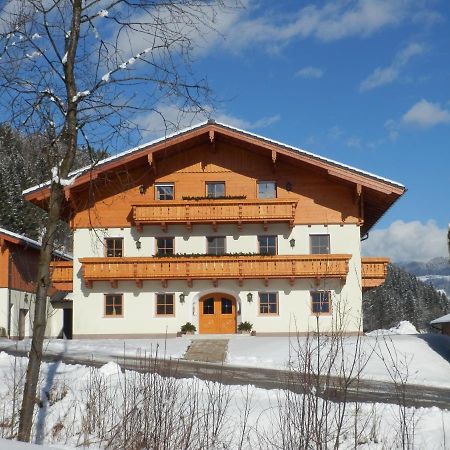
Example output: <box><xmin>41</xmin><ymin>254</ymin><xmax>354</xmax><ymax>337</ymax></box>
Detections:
<box><xmin>0</xmin><ymin>0</ymin><xmax>239</xmax><ymax>441</ymax></box>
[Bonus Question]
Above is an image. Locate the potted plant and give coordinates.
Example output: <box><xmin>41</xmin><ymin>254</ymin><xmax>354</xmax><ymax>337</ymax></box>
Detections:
<box><xmin>180</xmin><ymin>322</ymin><xmax>196</xmax><ymax>335</ymax></box>
<box><xmin>238</xmin><ymin>321</ymin><xmax>253</xmax><ymax>334</ymax></box>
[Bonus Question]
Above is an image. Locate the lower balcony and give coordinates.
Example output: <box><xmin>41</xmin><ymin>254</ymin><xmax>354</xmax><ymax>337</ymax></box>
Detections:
<box><xmin>79</xmin><ymin>254</ymin><xmax>352</xmax><ymax>288</ymax></box>
<box><xmin>361</xmin><ymin>257</ymin><xmax>390</xmax><ymax>288</ymax></box>
<box><xmin>50</xmin><ymin>261</ymin><xmax>74</xmax><ymax>291</ymax></box>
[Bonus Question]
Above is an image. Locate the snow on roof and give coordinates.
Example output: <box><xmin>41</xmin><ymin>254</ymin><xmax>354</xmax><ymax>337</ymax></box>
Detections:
<box><xmin>430</xmin><ymin>313</ymin><xmax>450</xmax><ymax>325</ymax></box>
<box><xmin>22</xmin><ymin>120</ymin><xmax>405</xmax><ymax>196</ymax></box>
<box><xmin>0</xmin><ymin>227</ymin><xmax>72</xmax><ymax>260</ymax></box>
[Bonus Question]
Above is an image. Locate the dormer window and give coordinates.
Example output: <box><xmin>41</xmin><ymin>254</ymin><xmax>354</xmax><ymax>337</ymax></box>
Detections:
<box><xmin>206</xmin><ymin>182</ymin><xmax>225</xmax><ymax>198</ymax></box>
<box><xmin>155</xmin><ymin>183</ymin><xmax>174</xmax><ymax>200</ymax></box>
<box><xmin>257</xmin><ymin>181</ymin><xmax>276</xmax><ymax>198</ymax></box>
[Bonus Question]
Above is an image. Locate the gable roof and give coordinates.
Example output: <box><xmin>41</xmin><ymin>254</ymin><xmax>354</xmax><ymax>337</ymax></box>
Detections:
<box><xmin>0</xmin><ymin>227</ymin><xmax>72</xmax><ymax>260</ymax></box>
<box><xmin>23</xmin><ymin>120</ymin><xmax>406</xmax><ymax>234</ymax></box>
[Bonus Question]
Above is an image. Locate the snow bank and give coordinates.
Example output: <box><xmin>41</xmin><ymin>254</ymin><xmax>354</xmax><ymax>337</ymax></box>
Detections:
<box><xmin>366</xmin><ymin>320</ymin><xmax>419</xmax><ymax>336</ymax></box>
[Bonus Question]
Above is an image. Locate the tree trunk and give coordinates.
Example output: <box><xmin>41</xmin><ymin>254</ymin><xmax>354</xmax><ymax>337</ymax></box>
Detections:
<box><xmin>17</xmin><ymin>183</ymin><xmax>65</xmax><ymax>441</ymax></box>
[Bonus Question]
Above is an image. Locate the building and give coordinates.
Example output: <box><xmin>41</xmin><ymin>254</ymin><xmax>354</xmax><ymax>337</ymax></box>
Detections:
<box><xmin>0</xmin><ymin>227</ymin><xmax>71</xmax><ymax>339</ymax></box>
<box><xmin>430</xmin><ymin>314</ymin><xmax>450</xmax><ymax>336</ymax></box>
<box><xmin>23</xmin><ymin>121</ymin><xmax>405</xmax><ymax>338</ymax></box>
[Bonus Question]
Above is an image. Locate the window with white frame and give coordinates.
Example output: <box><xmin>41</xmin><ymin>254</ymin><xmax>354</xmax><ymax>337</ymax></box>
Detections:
<box><xmin>259</xmin><ymin>292</ymin><xmax>278</xmax><ymax>314</ymax></box>
<box><xmin>257</xmin><ymin>181</ymin><xmax>276</xmax><ymax>199</ymax></box>
<box><xmin>311</xmin><ymin>291</ymin><xmax>331</xmax><ymax>314</ymax></box>
<box><xmin>207</xmin><ymin>236</ymin><xmax>226</xmax><ymax>255</ymax></box>
<box><xmin>155</xmin><ymin>183</ymin><xmax>174</xmax><ymax>200</ymax></box>
<box><xmin>156</xmin><ymin>293</ymin><xmax>175</xmax><ymax>316</ymax></box>
<box><xmin>310</xmin><ymin>234</ymin><xmax>330</xmax><ymax>254</ymax></box>
<box><xmin>258</xmin><ymin>235</ymin><xmax>277</xmax><ymax>255</ymax></box>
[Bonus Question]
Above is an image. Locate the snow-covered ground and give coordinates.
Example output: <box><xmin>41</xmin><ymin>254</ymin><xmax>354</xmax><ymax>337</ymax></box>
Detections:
<box><xmin>1</xmin><ymin>321</ymin><xmax>449</xmax><ymax>388</ymax></box>
<box><xmin>0</xmin><ymin>353</ymin><xmax>449</xmax><ymax>449</ymax></box>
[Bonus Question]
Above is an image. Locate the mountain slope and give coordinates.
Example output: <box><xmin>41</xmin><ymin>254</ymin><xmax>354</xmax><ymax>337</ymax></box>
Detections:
<box><xmin>362</xmin><ymin>264</ymin><xmax>450</xmax><ymax>332</ymax></box>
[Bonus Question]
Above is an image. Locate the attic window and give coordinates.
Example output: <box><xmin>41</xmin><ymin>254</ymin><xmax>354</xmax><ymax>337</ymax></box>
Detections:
<box><xmin>155</xmin><ymin>183</ymin><xmax>174</xmax><ymax>200</ymax></box>
<box><xmin>257</xmin><ymin>181</ymin><xmax>276</xmax><ymax>199</ymax></box>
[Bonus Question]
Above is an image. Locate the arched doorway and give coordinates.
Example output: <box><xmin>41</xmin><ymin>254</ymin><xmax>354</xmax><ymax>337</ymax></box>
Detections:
<box><xmin>199</xmin><ymin>293</ymin><xmax>237</xmax><ymax>334</ymax></box>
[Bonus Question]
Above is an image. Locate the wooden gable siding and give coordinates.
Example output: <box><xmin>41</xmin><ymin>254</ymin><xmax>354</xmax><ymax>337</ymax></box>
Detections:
<box><xmin>0</xmin><ymin>241</ymin><xmax>38</xmax><ymax>292</ymax></box>
<box><xmin>71</xmin><ymin>140</ymin><xmax>361</xmax><ymax>229</ymax></box>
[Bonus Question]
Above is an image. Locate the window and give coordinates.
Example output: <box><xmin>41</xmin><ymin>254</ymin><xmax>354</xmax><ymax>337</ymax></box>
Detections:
<box><xmin>207</xmin><ymin>236</ymin><xmax>226</xmax><ymax>255</ymax></box>
<box><xmin>105</xmin><ymin>238</ymin><xmax>123</xmax><ymax>257</ymax></box>
<box><xmin>310</xmin><ymin>234</ymin><xmax>330</xmax><ymax>254</ymax></box>
<box><xmin>221</xmin><ymin>298</ymin><xmax>233</xmax><ymax>314</ymax></box>
<box><xmin>311</xmin><ymin>291</ymin><xmax>331</xmax><ymax>314</ymax></box>
<box><xmin>203</xmin><ymin>297</ymin><xmax>214</xmax><ymax>314</ymax></box>
<box><xmin>259</xmin><ymin>292</ymin><xmax>278</xmax><ymax>315</ymax></box>
<box><xmin>206</xmin><ymin>181</ymin><xmax>225</xmax><ymax>198</ymax></box>
<box><xmin>258</xmin><ymin>235</ymin><xmax>277</xmax><ymax>255</ymax></box>
<box><xmin>155</xmin><ymin>183</ymin><xmax>174</xmax><ymax>200</ymax></box>
<box><xmin>257</xmin><ymin>181</ymin><xmax>276</xmax><ymax>199</ymax></box>
<box><xmin>156</xmin><ymin>237</ymin><xmax>174</xmax><ymax>255</ymax></box>
<box><xmin>105</xmin><ymin>294</ymin><xmax>123</xmax><ymax>317</ymax></box>
<box><xmin>156</xmin><ymin>293</ymin><xmax>174</xmax><ymax>315</ymax></box>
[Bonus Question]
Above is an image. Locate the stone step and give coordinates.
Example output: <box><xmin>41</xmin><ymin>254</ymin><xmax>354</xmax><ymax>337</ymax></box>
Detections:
<box><xmin>183</xmin><ymin>339</ymin><xmax>229</xmax><ymax>363</ymax></box>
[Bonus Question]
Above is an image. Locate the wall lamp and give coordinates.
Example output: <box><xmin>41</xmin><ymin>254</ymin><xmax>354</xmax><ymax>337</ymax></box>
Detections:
<box><xmin>179</xmin><ymin>293</ymin><xmax>186</xmax><ymax>303</ymax></box>
<box><xmin>286</xmin><ymin>181</ymin><xmax>293</xmax><ymax>192</ymax></box>
<box><xmin>247</xmin><ymin>292</ymin><xmax>253</xmax><ymax>303</ymax></box>
<box><xmin>135</xmin><ymin>240</ymin><xmax>142</xmax><ymax>250</ymax></box>
<box><xmin>139</xmin><ymin>184</ymin><xmax>146</xmax><ymax>195</ymax></box>
<box><xmin>289</xmin><ymin>238</ymin><xmax>296</xmax><ymax>248</ymax></box>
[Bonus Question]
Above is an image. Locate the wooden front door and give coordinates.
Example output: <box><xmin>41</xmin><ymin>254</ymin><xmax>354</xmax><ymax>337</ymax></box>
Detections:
<box><xmin>199</xmin><ymin>294</ymin><xmax>236</xmax><ymax>334</ymax></box>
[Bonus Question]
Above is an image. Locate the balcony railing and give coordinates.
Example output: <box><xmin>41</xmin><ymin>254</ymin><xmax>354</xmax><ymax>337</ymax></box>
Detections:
<box><xmin>79</xmin><ymin>254</ymin><xmax>351</xmax><ymax>287</ymax></box>
<box><xmin>132</xmin><ymin>199</ymin><xmax>298</xmax><ymax>231</ymax></box>
<box><xmin>50</xmin><ymin>261</ymin><xmax>73</xmax><ymax>291</ymax></box>
<box><xmin>361</xmin><ymin>257</ymin><xmax>389</xmax><ymax>288</ymax></box>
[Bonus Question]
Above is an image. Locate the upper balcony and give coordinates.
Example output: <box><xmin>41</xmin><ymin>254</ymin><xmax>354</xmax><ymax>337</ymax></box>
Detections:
<box><xmin>132</xmin><ymin>199</ymin><xmax>298</xmax><ymax>231</ymax></box>
<box><xmin>361</xmin><ymin>257</ymin><xmax>389</xmax><ymax>288</ymax></box>
<box><xmin>79</xmin><ymin>254</ymin><xmax>352</xmax><ymax>288</ymax></box>
<box><xmin>50</xmin><ymin>261</ymin><xmax>73</xmax><ymax>291</ymax></box>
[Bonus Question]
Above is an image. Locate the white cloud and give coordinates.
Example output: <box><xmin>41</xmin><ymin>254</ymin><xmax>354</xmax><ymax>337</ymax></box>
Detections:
<box><xmin>362</xmin><ymin>220</ymin><xmax>448</xmax><ymax>262</ymax></box>
<box><xmin>402</xmin><ymin>99</ymin><xmax>450</xmax><ymax>128</ymax></box>
<box><xmin>296</xmin><ymin>66</ymin><xmax>324</xmax><ymax>79</ymax></box>
<box><xmin>221</xmin><ymin>0</ymin><xmax>439</xmax><ymax>52</ymax></box>
<box><xmin>135</xmin><ymin>104</ymin><xmax>280</xmax><ymax>138</ymax></box>
<box><xmin>360</xmin><ymin>42</ymin><xmax>426</xmax><ymax>92</ymax></box>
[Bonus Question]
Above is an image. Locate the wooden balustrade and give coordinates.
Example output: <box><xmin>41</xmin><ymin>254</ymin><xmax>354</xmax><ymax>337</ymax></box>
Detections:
<box><xmin>51</xmin><ymin>256</ymin><xmax>389</xmax><ymax>290</ymax></box>
<box><xmin>50</xmin><ymin>261</ymin><xmax>74</xmax><ymax>291</ymax></box>
<box><xmin>361</xmin><ymin>257</ymin><xmax>389</xmax><ymax>288</ymax></box>
<box><xmin>132</xmin><ymin>199</ymin><xmax>298</xmax><ymax>231</ymax></box>
<box><xmin>79</xmin><ymin>254</ymin><xmax>352</xmax><ymax>287</ymax></box>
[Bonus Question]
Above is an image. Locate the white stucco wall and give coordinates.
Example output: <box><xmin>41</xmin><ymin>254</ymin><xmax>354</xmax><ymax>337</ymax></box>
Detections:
<box><xmin>6</xmin><ymin>290</ymin><xmax>63</xmax><ymax>339</ymax></box>
<box><xmin>0</xmin><ymin>288</ymin><xmax>9</xmax><ymax>336</ymax></box>
<box><xmin>72</xmin><ymin>224</ymin><xmax>362</xmax><ymax>337</ymax></box>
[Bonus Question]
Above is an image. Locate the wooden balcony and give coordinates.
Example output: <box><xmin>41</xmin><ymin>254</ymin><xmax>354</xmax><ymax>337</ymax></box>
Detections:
<box><xmin>50</xmin><ymin>261</ymin><xmax>73</xmax><ymax>291</ymax></box>
<box><xmin>79</xmin><ymin>254</ymin><xmax>352</xmax><ymax>287</ymax></box>
<box><xmin>361</xmin><ymin>257</ymin><xmax>389</xmax><ymax>288</ymax></box>
<box><xmin>132</xmin><ymin>199</ymin><xmax>298</xmax><ymax>231</ymax></box>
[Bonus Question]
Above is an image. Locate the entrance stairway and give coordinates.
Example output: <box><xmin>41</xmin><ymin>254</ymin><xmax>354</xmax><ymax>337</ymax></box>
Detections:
<box><xmin>183</xmin><ymin>339</ymin><xmax>229</xmax><ymax>363</ymax></box>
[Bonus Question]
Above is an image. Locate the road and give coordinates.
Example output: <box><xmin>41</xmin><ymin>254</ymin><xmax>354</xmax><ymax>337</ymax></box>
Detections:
<box><xmin>1</xmin><ymin>342</ymin><xmax>449</xmax><ymax>410</ymax></box>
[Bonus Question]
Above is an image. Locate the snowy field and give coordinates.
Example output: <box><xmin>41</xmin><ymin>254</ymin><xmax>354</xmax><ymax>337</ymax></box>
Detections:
<box><xmin>1</xmin><ymin>322</ymin><xmax>449</xmax><ymax>388</ymax></box>
<box><xmin>0</xmin><ymin>352</ymin><xmax>449</xmax><ymax>449</ymax></box>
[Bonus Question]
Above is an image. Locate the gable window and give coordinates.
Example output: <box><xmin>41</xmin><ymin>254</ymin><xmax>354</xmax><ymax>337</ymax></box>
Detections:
<box><xmin>310</xmin><ymin>234</ymin><xmax>330</xmax><ymax>254</ymax></box>
<box><xmin>105</xmin><ymin>238</ymin><xmax>123</xmax><ymax>257</ymax></box>
<box><xmin>311</xmin><ymin>291</ymin><xmax>331</xmax><ymax>315</ymax></box>
<box><xmin>155</xmin><ymin>183</ymin><xmax>174</xmax><ymax>200</ymax></box>
<box><xmin>156</xmin><ymin>293</ymin><xmax>175</xmax><ymax>316</ymax></box>
<box><xmin>257</xmin><ymin>181</ymin><xmax>276</xmax><ymax>199</ymax></box>
<box><xmin>156</xmin><ymin>237</ymin><xmax>174</xmax><ymax>255</ymax></box>
<box><xmin>206</xmin><ymin>181</ymin><xmax>225</xmax><ymax>198</ymax></box>
<box><xmin>207</xmin><ymin>236</ymin><xmax>226</xmax><ymax>255</ymax></box>
<box><xmin>259</xmin><ymin>292</ymin><xmax>278</xmax><ymax>315</ymax></box>
<box><xmin>258</xmin><ymin>235</ymin><xmax>277</xmax><ymax>255</ymax></box>
<box><xmin>105</xmin><ymin>294</ymin><xmax>123</xmax><ymax>317</ymax></box>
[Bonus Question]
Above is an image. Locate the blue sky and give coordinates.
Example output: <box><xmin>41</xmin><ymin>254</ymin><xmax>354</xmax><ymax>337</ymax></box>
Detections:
<box><xmin>1</xmin><ymin>0</ymin><xmax>448</xmax><ymax>261</ymax></box>
<box><xmin>142</xmin><ymin>0</ymin><xmax>448</xmax><ymax>262</ymax></box>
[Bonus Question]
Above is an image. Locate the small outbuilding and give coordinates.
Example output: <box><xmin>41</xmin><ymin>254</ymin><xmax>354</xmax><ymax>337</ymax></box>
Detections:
<box><xmin>430</xmin><ymin>314</ymin><xmax>450</xmax><ymax>336</ymax></box>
